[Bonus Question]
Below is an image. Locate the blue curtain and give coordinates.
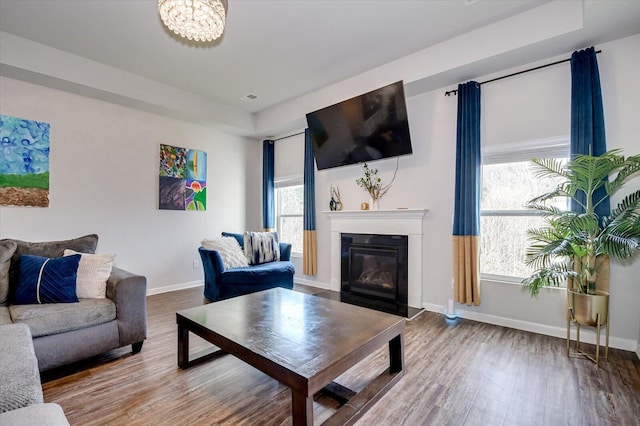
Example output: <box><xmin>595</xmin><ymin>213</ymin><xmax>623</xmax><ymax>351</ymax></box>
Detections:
<box><xmin>262</xmin><ymin>140</ymin><xmax>275</xmax><ymax>231</ymax></box>
<box><xmin>452</xmin><ymin>81</ymin><xmax>481</xmax><ymax>306</ymax></box>
<box><xmin>303</xmin><ymin>129</ymin><xmax>317</xmax><ymax>275</ymax></box>
<box><xmin>570</xmin><ymin>46</ymin><xmax>610</xmax><ymax>219</ymax></box>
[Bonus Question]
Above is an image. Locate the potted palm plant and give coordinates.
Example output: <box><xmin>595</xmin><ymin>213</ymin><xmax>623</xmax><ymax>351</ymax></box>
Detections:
<box><xmin>523</xmin><ymin>149</ymin><xmax>640</xmax><ymax>325</ymax></box>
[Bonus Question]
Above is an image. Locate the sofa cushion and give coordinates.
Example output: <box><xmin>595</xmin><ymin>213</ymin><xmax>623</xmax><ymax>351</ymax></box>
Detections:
<box><xmin>0</xmin><ymin>240</ymin><xmax>17</xmax><ymax>305</ymax></box>
<box><xmin>15</xmin><ymin>254</ymin><xmax>81</xmax><ymax>305</ymax></box>
<box><xmin>3</xmin><ymin>234</ymin><xmax>99</xmax><ymax>300</ymax></box>
<box><xmin>221</xmin><ymin>232</ymin><xmax>244</xmax><ymax>248</ymax></box>
<box><xmin>243</xmin><ymin>231</ymin><xmax>280</xmax><ymax>265</ymax></box>
<box><xmin>220</xmin><ymin>260</ymin><xmax>295</xmax><ymax>285</ymax></box>
<box><xmin>64</xmin><ymin>249</ymin><xmax>115</xmax><ymax>299</ymax></box>
<box><xmin>0</xmin><ymin>323</ymin><xmax>44</xmax><ymax>413</ymax></box>
<box><xmin>202</xmin><ymin>237</ymin><xmax>248</xmax><ymax>269</ymax></box>
<box><xmin>9</xmin><ymin>298</ymin><xmax>116</xmax><ymax>338</ymax></box>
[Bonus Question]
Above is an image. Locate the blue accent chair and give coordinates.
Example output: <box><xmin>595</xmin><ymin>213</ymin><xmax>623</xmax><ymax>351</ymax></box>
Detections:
<box><xmin>199</xmin><ymin>232</ymin><xmax>295</xmax><ymax>302</ymax></box>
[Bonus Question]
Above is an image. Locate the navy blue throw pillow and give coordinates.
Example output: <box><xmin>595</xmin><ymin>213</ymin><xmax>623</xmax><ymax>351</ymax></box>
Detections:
<box><xmin>15</xmin><ymin>254</ymin><xmax>81</xmax><ymax>304</ymax></box>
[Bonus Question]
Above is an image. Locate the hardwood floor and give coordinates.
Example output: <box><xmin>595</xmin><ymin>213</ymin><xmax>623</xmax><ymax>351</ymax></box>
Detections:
<box><xmin>41</xmin><ymin>286</ymin><xmax>640</xmax><ymax>426</ymax></box>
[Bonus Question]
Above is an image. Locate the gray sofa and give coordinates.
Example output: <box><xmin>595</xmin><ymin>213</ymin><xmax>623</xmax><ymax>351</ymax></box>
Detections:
<box><xmin>0</xmin><ymin>323</ymin><xmax>69</xmax><ymax>424</ymax></box>
<box><xmin>0</xmin><ymin>235</ymin><xmax>147</xmax><ymax>372</ymax></box>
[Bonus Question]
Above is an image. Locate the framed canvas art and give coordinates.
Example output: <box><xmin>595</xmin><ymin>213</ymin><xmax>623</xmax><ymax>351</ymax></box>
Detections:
<box><xmin>158</xmin><ymin>144</ymin><xmax>206</xmax><ymax>211</ymax></box>
<box><xmin>0</xmin><ymin>114</ymin><xmax>50</xmax><ymax>207</ymax></box>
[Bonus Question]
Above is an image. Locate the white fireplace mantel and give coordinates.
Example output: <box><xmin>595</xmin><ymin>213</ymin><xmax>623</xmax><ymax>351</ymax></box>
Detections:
<box><xmin>323</xmin><ymin>208</ymin><xmax>428</xmax><ymax>308</ymax></box>
<box><xmin>323</xmin><ymin>209</ymin><xmax>428</xmax><ymax>220</ymax></box>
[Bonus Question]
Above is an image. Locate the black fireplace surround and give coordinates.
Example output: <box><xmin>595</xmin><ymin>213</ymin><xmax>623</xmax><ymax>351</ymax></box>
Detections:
<box><xmin>340</xmin><ymin>233</ymin><xmax>409</xmax><ymax>316</ymax></box>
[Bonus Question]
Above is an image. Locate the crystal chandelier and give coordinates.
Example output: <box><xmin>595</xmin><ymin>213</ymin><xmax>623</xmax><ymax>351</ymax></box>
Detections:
<box><xmin>158</xmin><ymin>0</ymin><xmax>227</xmax><ymax>42</ymax></box>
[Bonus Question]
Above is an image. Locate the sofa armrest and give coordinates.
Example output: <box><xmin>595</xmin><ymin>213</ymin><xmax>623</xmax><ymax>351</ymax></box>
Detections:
<box><xmin>0</xmin><ymin>323</ymin><xmax>43</xmax><ymax>412</ymax></box>
<box><xmin>279</xmin><ymin>242</ymin><xmax>292</xmax><ymax>261</ymax></box>
<box><xmin>0</xmin><ymin>403</ymin><xmax>69</xmax><ymax>425</ymax></box>
<box><xmin>106</xmin><ymin>267</ymin><xmax>147</xmax><ymax>347</ymax></box>
<box><xmin>199</xmin><ymin>247</ymin><xmax>225</xmax><ymax>301</ymax></box>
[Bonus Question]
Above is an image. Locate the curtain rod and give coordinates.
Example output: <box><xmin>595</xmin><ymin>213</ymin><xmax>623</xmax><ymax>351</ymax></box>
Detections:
<box><xmin>271</xmin><ymin>131</ymin><xmax>305</xmax><ymax>142</ymax></box>
<box><xmin>444</xmin><ymin>50</ymin><xmax>602</xmax><ymax>96</ymax></box>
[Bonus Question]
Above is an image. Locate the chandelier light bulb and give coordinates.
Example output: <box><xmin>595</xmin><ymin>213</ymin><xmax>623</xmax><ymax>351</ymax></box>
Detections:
<box><xmin>158</xmin><ymin>0</ymin><xmax>227</xmax><ymax>42</ymax></box>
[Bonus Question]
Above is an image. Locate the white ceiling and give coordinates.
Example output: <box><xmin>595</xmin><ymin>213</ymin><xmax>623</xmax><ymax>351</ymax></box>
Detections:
<box><xmin>1</xmin><ymin>0</ymin><xmax>640</xmax><ymax>137</ymax></box>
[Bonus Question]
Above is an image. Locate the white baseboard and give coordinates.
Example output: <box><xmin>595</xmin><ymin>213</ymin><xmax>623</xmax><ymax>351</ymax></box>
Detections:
<box><xmin>423</xmin><ymin>303</ymin><xmax>447</xmax><ymax>315</ymax></box>
<box><xmin>423</xmin><ymin>302</ymin><xmax>638</xmax><ymax>352</ymax></box>
<box><xmin>147</xmin><ymin>280</ymin><xmax>203</xmax><ymax>296</ymax></box>
<box><xmin>294</xmin><ymin>277</ymin><xmax>332</xmax><ymax>291</ymax></box>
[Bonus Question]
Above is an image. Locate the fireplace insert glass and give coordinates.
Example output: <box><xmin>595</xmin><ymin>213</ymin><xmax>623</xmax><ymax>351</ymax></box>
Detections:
<box><xmin>341</xmin><ymin>233</ymin><xmax>408</xmax><ymax>306</ymax></box>
<box><xmin>349</xmin><ymin>246</ymin><xmax>399</xmax><ymax>299</ymax></box>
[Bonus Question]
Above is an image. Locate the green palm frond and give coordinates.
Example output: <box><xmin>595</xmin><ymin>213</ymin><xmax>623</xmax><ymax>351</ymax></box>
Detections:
<box><xmin>599</xmin><ymin>233</ymin><xmax>640</xmax><ymax>258</ymax></box>
<box><xmin>605</xmin><ymin>154</ymin><xmax>640</xmax><ymax>195</ymax></box>
<box><xmin>524</xmin><ymin>225</ymin><xmax>576</xmax><ymax>269</ymax></box>
<box><xmin>530</xmin><ymin>158</ymin><xmax>568</xmax><ymax>180</ymax></box>
<box><xmin>606</xmin><ymin>190</ymin><xmax>640</xmax><ymax>225</ymax></box>
<box><xmin>571</xmin><ymin>150</ymin><xmax>624</xmax><ymax>180</ymax></box>
<box><xmin>524</xmin><ymin>203</ymin><xmax>565</xmax><ymax>216</ymax></box>
<box><xmin>562</xmin><ymin>213</ymin><xmax>600</xmax><ymax>235</ymax></box>
<box><xmin>522</xmin><ymin>261</ymin><xmax>577</xmax><ymax>296</ymax></box>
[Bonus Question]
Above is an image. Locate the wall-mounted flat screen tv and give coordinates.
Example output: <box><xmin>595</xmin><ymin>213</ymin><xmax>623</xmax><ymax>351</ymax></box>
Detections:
<box><xmin>305</xmin><ymin>81</ymin><xmax>413</xmax><ymax>170</ymax></box>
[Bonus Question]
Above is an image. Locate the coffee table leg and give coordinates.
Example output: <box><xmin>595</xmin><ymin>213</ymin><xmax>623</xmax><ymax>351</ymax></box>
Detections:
<box><xmin>389</xmin><ymin>333</ymin><xmax>404</xmax><ymax>374</ymax></box>
<box><xmin>178</xmin><ymin>321</ymin><xmax>189</xmax><ymax>369</ymax></box>
<box><xmin>291</xmin><ymin>390</ymin><xmax>313</xmax><ymax>426</ymax></box>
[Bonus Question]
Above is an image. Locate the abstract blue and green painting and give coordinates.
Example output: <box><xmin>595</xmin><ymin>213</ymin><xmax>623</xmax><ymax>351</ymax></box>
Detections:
<box><xmin>0</xmin><ymin>114</ymin><xmax>50</xmax><ymax>207</ymax></box>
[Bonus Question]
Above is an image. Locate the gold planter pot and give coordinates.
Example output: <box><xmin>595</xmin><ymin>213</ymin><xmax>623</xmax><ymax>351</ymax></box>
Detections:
<box><xmin>569</xmin><ymin>289</ymin><xmax>609</xmax><ymax>326</ymax></box>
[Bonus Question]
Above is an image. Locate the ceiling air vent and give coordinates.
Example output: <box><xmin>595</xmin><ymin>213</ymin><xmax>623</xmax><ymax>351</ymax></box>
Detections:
<box><xmin>242</xmin><ymin>93</ymin><xmax>259</xmax><ymax>102</ymax></box>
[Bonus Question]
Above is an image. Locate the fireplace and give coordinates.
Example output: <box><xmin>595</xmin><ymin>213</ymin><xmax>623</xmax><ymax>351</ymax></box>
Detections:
<box><xmin>322</xmin><ymin>208</ymin><xmax>427</xmax><ymax>318</ymax></box>
<box><xmin>340</xmin><ymin>233</ymin><xmax>409</xmax><ymax>314</ymax></box>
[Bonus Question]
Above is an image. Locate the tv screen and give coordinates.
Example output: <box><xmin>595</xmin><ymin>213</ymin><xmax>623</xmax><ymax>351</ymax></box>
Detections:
<box><xmin>305</xmin><ymin>81</ymin><xmax>413</xmax><ymax>170</ymax></box>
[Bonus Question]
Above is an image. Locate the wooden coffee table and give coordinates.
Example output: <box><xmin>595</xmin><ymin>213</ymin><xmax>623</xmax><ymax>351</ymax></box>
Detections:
<box><xmin>176</xmin><ymin>287</ymin><xmax>405</xmax><ymax>425</ymax></box>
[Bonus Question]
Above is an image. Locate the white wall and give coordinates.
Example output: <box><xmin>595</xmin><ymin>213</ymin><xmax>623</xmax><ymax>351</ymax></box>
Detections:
<box><xmin>276</xmin><ymin>34</ymin><xmax>640</xmax><ymax>350</ymax></box>
<box><xmin>0</xmin><ymin>76</ymin><xmax>261</xmax><ymax>293</ymax></box>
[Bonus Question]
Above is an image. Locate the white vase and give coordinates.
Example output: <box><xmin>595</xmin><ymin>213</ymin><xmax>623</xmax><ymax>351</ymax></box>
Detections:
<box><xmin>370</xmin><ymin>197</ymin><xmax>379</xmax><ymax>210</ymax></box>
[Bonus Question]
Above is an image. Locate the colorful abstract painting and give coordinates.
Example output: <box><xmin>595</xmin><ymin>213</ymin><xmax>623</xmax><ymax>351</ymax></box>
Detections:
<box><xmin>158</xmin><ymin>144</ymin><xmax>206</xmax><ymax>211</ymax></box>
<box><xmin>0</xmin><ymin>114</ymin><xmax>50</xmax><ymax>207</ymax></box>
<box><xmin>186</xmin><ymin>149</ymin><xmax>207</xmax><ymax>210</ymax></box>
<box><xmin>159</xmin><ymin>144</ymin><xmax>186</xmax><ymax>178</ymax></box>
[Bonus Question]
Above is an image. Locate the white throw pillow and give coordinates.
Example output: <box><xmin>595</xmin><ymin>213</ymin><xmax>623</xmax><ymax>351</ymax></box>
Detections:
<box><xmin>243</xmin><ymin>231</ymin><xmax>280</xmax><ymax>265</ymax></box>
<box><xmin>63</xmin><ymin>249</ymin><xmax>116</xmax><ymax>299</ymax></box>
<box><xmin>201</xmin><ymin>237</ymin><xmax>249</xmax><ymax>270</ymax></box>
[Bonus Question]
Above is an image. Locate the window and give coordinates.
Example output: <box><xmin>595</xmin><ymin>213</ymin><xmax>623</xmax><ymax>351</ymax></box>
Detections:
<box><xmin>275</xmin><ymin>177</ymin><xmax>303</xmax><ymax>255</ymax></box>
<box><xmin>480</xmin><ymin>139</ymin><xmax>569</xmax><ymax>282</ymax></box>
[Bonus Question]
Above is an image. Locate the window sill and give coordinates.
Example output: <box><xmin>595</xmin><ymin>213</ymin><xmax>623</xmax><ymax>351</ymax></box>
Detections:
<box><xmin>290</xmin><ymin>252</ymin><xmax>303</xmax><ymax>259</ymax></box>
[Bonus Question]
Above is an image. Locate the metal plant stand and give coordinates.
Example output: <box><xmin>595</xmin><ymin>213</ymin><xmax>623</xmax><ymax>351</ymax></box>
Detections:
<box><xmin>567</xmin><ymin>306</ymin><xmax>609</xmax><ymax>367</ymax></box>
